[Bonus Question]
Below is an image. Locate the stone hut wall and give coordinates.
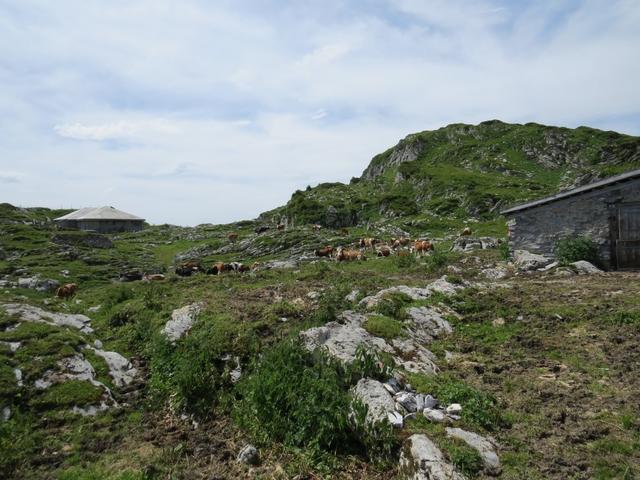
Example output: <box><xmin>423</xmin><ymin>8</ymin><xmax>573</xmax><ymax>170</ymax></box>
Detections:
<box><xmin>506</xmin><ymin>178</ymin><xmax>640</xmax><ymax>269</ymax></box>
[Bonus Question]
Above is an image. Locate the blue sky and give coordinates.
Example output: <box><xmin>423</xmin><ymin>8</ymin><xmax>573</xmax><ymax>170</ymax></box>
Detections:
<box><xmin>1</xmin><ymin>0</ymin><xmax>639</xmax><ymax>225</ymax></box>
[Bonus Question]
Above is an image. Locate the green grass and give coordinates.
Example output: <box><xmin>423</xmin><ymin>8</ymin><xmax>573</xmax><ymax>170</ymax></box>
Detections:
<box><xmin>30</xmin><ymin>380</ymin><xmax>104</xmax><ymax>409</ymax></box>
<box><xmin>362</xmin><ymin>315</ymin><xmax>406</xmax><ymax>341</ymax></box>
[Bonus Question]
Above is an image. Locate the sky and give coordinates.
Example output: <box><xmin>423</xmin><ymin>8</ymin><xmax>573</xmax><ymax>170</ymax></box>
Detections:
<box><xmin>1</xmin><ymin>0</ymin><xmax>639</xmax><ymax>226</ymax></box>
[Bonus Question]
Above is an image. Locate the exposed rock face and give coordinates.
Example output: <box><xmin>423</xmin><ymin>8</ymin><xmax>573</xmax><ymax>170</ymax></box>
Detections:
<box><xmin>405</xmin><ymin>307</ymin><xmax>453</xmax><ymax>342</ymax></box>
<box><xmin>400</xmin><ymin>434</ymin><xmax>466</xmax><ymax>480</ymax></box>
<box><xmin>52</xmin><ymin>233</ymin><xmax>114</xmax><ymax>249</ymax></box>
<box><xmin>88</xmin><ymin>347</ymin><xmax>137</xmax><ymax>387</ymax></box>
<box><xmin>362</xmin><ymin>137</ymin><xmax>424</xmax><ymax>180</ymax></box>
<box><xmin>299</xmin><ymin>312</ymin><xmax>394</xmax><ymax>364</ymax></box>
<box><xmin>445</xmin><ymin>427</ymin><xmax>501</xmax><ymax>475</ymax></box>
<box><xmin>16</xmin><ymin>277</ymin><xmax>60</xmax><ymax>292</ymax></box>
<box><xmin>162</xmin><ymin>303</ymin><xmax>203</xmax><ymax>343</ymax></box>
<box><xmin>513</xmin><ymin>250</ymin><xmax>554</xmax><ymax>271</ymax></box>
<box><xmin>2</xmin><ymin>304</ymin><xmax>93</xmax><ymax>334</ymax></box>
<box><xmin>359</xmin><ymin>277</ymin><xmax>462</xmax><ymax>310</ymax></box>
<box><xmin>352</xmin><ymin>378</ymin><xmax>396</xmax><ymax>424</ymax></box>
<box><xmin>481</xmin><ymin>267</ymin><xmax>509</xmax><ymax>280</ymax></box>
<box><xmin>451</xmin><ymin>237</ymin><xmax>499</xmax><ymax>252</ymax></box>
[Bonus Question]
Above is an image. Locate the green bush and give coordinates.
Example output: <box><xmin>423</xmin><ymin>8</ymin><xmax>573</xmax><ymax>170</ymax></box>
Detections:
<box><xmin>375</xmin><ymin>292</ymin><xmax>412</xmax><ymax>319</ymax></box>
<box><xmin>235</xmin><ymin>339</ymin><xmax>399</xmax><ymax>462</ymax></box>
<box><xmin>149</xmin><ymin>313</ymin><xmax>249</xmax><ymax>416</ymax></box>
<box><xmin>554</xmin><ymin>236</ymin><xmax>600</xmax><ymax>265</ymax></box>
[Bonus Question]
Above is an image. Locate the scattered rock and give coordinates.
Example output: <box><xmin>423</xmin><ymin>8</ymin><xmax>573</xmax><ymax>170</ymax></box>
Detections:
<box><xmin>88</xmin><ymin>347</ymin><xmax>137</xmax><ymax>387</ymax></box>
<box><xmin>2</xmin><ymin>304</ymin><xmax>93</xmax><ymax>334</ymax></box>
<box><xmin>513</xmin><ymin>250</ymin><xmax>554</xmax><ymax>271</ymax></box>
<box><xmin>388</xmin><ymin>411</ymin><xmax>404</xmax><ymax>428</ymax></box>
<box><xmin>262</xmin><ymin>259</ymin><xmax>298</xmax><ymax>270</ymax></box>
<box><xmin>162</xmin><ymin>303</ymin><xmax>203</xmax><ymax>343</ymax></box>
<box><xmin>400</xmin><ymin>434</ymin><xmax>465</xmax><ymax>480</ymax></box>
<box><xmin>405</xmin><ymin>307</ymin><xmax>452</xmax><ymax>342</ymax></box>
<box><xmin>352</xmin><ymin>378</ymin><xmax>396</xmax><ymax>424</ymax></box>
<box><xmin>423</xmin><ymin>408</ymin><xmax>449</xmax><ymax>423</ymax></box>
<box><xmin>88</xmin><ymin>305</ymin><xmax>102</xmax><ymax>313</ymax></box>
<box><xmin>571</xmin><ymin>260</ymin><xmax>602</xmax><ymax>274</ymax></box>
<box><xmin>446</xmin><ymin>427</ymin><xmax>501</xmax><ymax>475</ymax></box>
<box><xmin>72</xmin><ymin>402</ymin><xmax>109</xmax><ymax>417</ymax></box>
<box><xmin>0</xmin><ymin>341</ymin><xmax>21</xmax><ymax>352</ymax></box>
<box><xmin>446</xmin><ymin>403</ymin><xmax>462</xmax><ymax>415</ymax></box>
<box><xmin>14</xmin><ymin>368</ymin><xmax>23</xmax><ymax>387</ymax></box>
<box><xmin>237</xmin><ymin>444</ymin><xmax>260</xmax><ymax>465</ymax></box>
<box><xmin>396</xmin><ymin>392</ymin><xmax>418</xmax><ymax>413</ymax></box>
<box><xmin>345</xmin><ymin>289</ymin><xmax>360</xmax><ymax>302</ymax></box>
<box><xmin>2</xmin><ymin>406</ymin><xmax>11</xmax><ymax>421</ymax></box>
<box><xmin>359</xmin><ymin>276</ymin><xmax>462</xmax><ymax>309</ymax></box>
<box><xmin>481</xmin><ymin>267</ymin><xmax>508</xmax><ymax>280</ymax></box>
<box><xmin>492</xmin><ymin>317</ymin><xmax>505</xmax><ymax>327</ymax></box>
<box><xmin>424</xmin><ymin>395</ymin><xmax>438</xmax><ymax>409</ymax></box>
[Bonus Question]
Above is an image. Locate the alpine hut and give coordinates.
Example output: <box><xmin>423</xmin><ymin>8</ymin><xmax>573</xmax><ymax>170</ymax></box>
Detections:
<box><xmin>54</xmin><ymin>206</ymin><xmax>145</xmax><ymax>233</ymax></box>
<box><xmin>501</xmin><ymin>168</ymin><xmax>640</xmax><ymax>270</ymax></box>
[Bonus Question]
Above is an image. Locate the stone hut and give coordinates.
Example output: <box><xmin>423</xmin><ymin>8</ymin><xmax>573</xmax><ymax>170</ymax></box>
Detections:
<box><xmin>54</xmin><ymin>206</ymin><xmax>145</xmax><ymax>233</ymax></box>
<box><xmin>502</xmin><ymin>169</ymin><xmax>640</xmax><ymax>270</ymax></box>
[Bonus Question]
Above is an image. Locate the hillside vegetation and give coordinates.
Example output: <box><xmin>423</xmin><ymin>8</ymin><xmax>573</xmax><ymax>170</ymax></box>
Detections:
<box><xmin>1</xmin><ymin>121</ymin><xmax>639</xmax><ymax>480</ymax></box>
<box><xmin>266</xmin><ymin>120</ymin><xmax>640</xmax><ymax>234</ymax></box>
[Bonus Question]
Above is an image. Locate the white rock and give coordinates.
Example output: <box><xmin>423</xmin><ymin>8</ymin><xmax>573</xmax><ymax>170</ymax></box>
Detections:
<box><xmin>230</xmin><ymin>357</ymin><xmax>242</xmax><ymax>383</ymax></box>
<box><xmin>513</xmin><ymin>250</ymin><xmax>553</xmax><ymax>271</ymax></box>
<box><xmin>237</xmin><ymin>444</ymin><xmax>260</xmax><ymax>465</ymax></box>
<box><xmin>300</xmin><ymin>313</ymin><xmax>394</xmax><ymax>364</ymax></box>
<box><xmin>345</xmin><ymin>289</ymin><xmax>360</xmax><ymax>302</ymax></box>
<box><xmin>446</xmin><ymin>427</ymin><xmax>501</xmax><ymax>475</ymax></box>
<box><xmin>88</xmin><ymin>305</ymin><xmax>102</xmax><ymax>313</ymax></box>
<box><xmin>352</xmin><ymin>378</ymin><xmax>396</xmax><ymax>424</ymax></box>
<box><xmin>423</xmin><ymin>408</ymin><xmax>449</xmax><ymax>423</ymax></box>
<box><xmin>93</xmin><ymin>339</ymin><xmax>103</xmax><ymax>349</ymax></box>
<box><xmin>415</xmin><ymin>394</ymin><xmax>425</xmax><ymax>412</ymax></box>
<box><xmin>405</xmin><ymin>307</ymin><xmax>453</xmax><ymax>341</ymax></box>
<box><xmin>2</xmin><ymin>303</ymin><xmax>93</xmax><ymax>334</ymax></box>
<box><xmin>2</xmin><ymin>406</ymin><xmax>10</xmax><ymax>421</ymax></box>
<box><xmin>446</xmin><ymin>403</ymin><xmax>463</xmax><ymax>415</ymax></box>
<box><xmin>359</xmin><ymin>276</ymin><xmax>463</xmax><ymax>309</ymax></box>
<box><xmin>88</xmin><ymin>347</ymin><xmax>137</xmax><ymax>387</ymax></box>
<box><xmin>72</xmin><ymin>402</ymin><xmax>109</xmax><ymax>417</ymax></box>
<box><xmin>13</xmin><ymin>368</ymin><xmax>22</xmax><ymax>387</ymax></box>
<box><xmin>400</xmin><ymin>434</ymin><xmax>466</xmax><ymax>480</ymax></box>
<box><xmin>424</xmin><ymin>395</ymin><xmax>438</xmax><ymax>409</ymax></box>
<box><xmin>162</xmin><ymin>303</ymin><xmax>203</xmax><ymax>343</ymax></box>
<box><xmin>396</xmin><ymin>392</ymin><xmax>418</xmax><ymax>413</ymax></box>
<box><xmin>0</xmin><ymin>341</ymin><xmax>21</xmax><ymax>352</ymax></box>
<box><xmin>481</xmin><ymin>267</ymin><xmax>508</xmax><ymax>280</ymax></box>
<box><xmin>571</xmin><ymin>260</ymin><xmax>602</xmax><ymax>274</ymax></box>
<box><xmin>387</xmin><ymin>411</ymin><xmax>404</xmax><ymax>428</ymax></box>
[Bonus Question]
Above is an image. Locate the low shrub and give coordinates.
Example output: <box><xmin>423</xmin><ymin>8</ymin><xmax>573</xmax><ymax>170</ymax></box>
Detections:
<box><xmin>362</xmin><ymin>315</ymin><xmax>405</xmax><ymax>341</ymax></box>
<box><xmin>375</xmin><ymin>292</ymin><xmax>412</xmax><ymax>319</ymax></box>
<box><xmin>554</xmin><ymin>236</ymin><xmax>600</xmax><ymax>265</ymax></box>
<box><xmin>345</xmin><ymin>345</ymin><xmax>395</xmax><ymax>385</ymax></box>
<box><xmin>235</xmin><ymin>339</ymin><xmax>399</xmax><ymax>463</ymax></box>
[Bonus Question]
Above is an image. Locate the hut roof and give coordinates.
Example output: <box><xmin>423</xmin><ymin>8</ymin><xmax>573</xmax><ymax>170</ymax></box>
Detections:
<box><xmin>54</xmin><ymin>206</ymin><xmax>144</xmax><ymax>221</ymax></box>
<box><xmin>501</xmin><ymin>168</ymin><xmax>640</xmax><ymax>215</ymax></box>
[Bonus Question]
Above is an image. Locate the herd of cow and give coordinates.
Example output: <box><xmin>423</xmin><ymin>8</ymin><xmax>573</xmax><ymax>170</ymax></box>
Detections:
<box><xmin>314</xmin><ymin>237</ymin><xmax>435</xmax><ymax>262</ymax></box>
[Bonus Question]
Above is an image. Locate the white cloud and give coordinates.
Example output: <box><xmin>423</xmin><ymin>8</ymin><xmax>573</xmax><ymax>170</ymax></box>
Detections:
<box><xmin>0</xmin><ymin>0</ymin><xmax>639</xmax><ymax>225</ymax></box>
<box><xmin>53</xmin><ymin>119</ymin><xmax>180</xmax><ymax>141</ymax></box>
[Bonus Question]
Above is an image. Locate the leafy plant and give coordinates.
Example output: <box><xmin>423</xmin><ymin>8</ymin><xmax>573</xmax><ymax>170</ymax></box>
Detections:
<box><xmin>554</xmin><ymin>236</ymin><xmax>600</xmax><ymax>265</ymax></box>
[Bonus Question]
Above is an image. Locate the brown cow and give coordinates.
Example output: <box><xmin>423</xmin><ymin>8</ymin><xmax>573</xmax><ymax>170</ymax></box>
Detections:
<box><xmin>461</xmin><ymin>227</ymin><xmax>472</xmax><ymax>236</ymax></box>
<box><xmin>212</xmin><ymin>262</ymin><xmax>226</xmax><ymax>275</ymax></box>
<box><xmin>227</xmin><ymin>232</ymin><xmax>239</xmax><ymax>242</ymax></box>
<box><xmin>376</xmin><ymin>246</ymin><xmax>391</xmax><ymax>257</ymax></box>
<box><xmin>336</xmin><ymin>247</ymin><xmax>366</xmax><ymax>261</ymax></box>
<box><xmin>315</xmin><ymin>246</ymin><xmax>334</xmax><ymax>257</ymax></box>
<box><xmin>56</xmin><ymin>283</ymin><xmax>78</xmax><ymax>299</ymax></box>
<box><xmin>412</xmin><ymin>240</ymin><xmax>435</xmax><ymax>257</ymax></box>
<box><xmin>359</xmin><ymin>238</ymin><xmax>377</xmax><ymax>249</ymax></box>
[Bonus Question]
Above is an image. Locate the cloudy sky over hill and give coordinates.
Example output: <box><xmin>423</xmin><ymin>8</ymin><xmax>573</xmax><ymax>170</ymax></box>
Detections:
<box><xmin>1</xmin><ymin>0</ymin><xmax>639</xmax><ymax>225</ymax></box>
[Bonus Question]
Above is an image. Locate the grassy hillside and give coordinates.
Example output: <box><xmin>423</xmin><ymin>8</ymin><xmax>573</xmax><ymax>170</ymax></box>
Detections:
<box><xmin>265</xmin><ymin>120</ymin><xmax>640</xmax><ymax>235</ymax></box>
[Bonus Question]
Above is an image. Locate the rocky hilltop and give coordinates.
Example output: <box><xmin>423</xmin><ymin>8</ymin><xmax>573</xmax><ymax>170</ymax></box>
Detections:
<box><xmin>265</xmin><ymin>120</ymin><xmax>640</xmax><ymax>229</ymax></box>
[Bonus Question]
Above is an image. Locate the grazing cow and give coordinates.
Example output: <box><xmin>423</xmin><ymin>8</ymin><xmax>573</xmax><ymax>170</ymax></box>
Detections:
<box><xmin>227</xmin><ymin>232</ymin><xmax>239</xmax><ymax>242</ymax></box>
<box><xmin>376</xmin><ymin>246</ymin><xmax>391</xmax><ymax>257</ymax></box>
<box><xmin>119</xmin><ymin>271</ymin><xmax>143</xmax><ymax>282</ymax></box>
<box><xmin>254</xmin><ymin>226</ymin><xmax>269</xmax><ymax>234</ymax></box>
<box><xmin>238</xmin><ymin>263</ymin><xmax>251</xmax><ymax>273</ymax></box>
<box><xmin>176</xmin><ymin>261</ymin><xmax>203</xmax><ymax>277</ymax></box>
<box><xmin>315</xmin><ymin>246</ymin><xmax>334</xmax><ymax>257</ymax></box>
<box><xmin>212</xmin><ymin>262</ymin><xmax>226</xmax><ymax>275</ymax></box>
<box><xmin>56</xmin><ymin>283</ymin><xmax>78</xmax><ymax>299</ymax></box>
<box><xmin>392</xmin><ymin>237</ymin><xmax>411</xmax><ymax>248</ymax></box>
<box><xmin>143</xmin><ymin>274</ymin><xmax>165</xmax><ymax>281</ymax></box>
<box><xmin>461</xmin><ymin>227</ymin><xmax>472</xmax><ymax>236</ymax></box>
<box><xmin>312</xmin><ymin>224</ymin><xmax>322</xmax><ymax>232</ymax></box>
<box><xmin>336</xmin><ymin>247</ymin><xmax>366</xmax><ymax>261</ymax></box>
<box><xmin>412</xmin><ymin>240</ymin><xmax>435</xmax><ymax>257</ymax></box>
<box><xmin>359</xmin><ymin>238</ymin><xmax>377</xmax><ymax>249</ymax></box>
<box><xmin>277</xmin><ymin>223</ymin><xmax>285</xmax><ymax>231</ymax></box>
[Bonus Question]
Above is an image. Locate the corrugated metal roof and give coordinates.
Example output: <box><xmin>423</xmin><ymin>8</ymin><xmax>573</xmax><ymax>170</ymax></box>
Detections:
<box><xmin>54</xmin><ymin>206</ymin><xmax>144</xmax><ymax>221</ymax></box>
<box><xmin>501</xmin><ymin>168</ymin><xmax>640</xmax><ymax>215</ymax></box>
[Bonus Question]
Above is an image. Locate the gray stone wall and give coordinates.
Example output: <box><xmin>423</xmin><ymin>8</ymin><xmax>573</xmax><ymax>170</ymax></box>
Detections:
<box><xmin>506</xmin><ymin>178</ymin><xmax>640</xmax><ymax>269</ymax></box>
<box><xmin>58</xmin><ymin>220</ymin><xmax>144</xmax><ymax>233</ymax></box>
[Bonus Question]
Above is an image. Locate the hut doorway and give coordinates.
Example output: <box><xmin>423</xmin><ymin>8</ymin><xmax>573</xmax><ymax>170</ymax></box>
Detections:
<box><xmin>616</xmin><ymin>202</ymin><xmax>640</xmax><ymax>270</ymax></box>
